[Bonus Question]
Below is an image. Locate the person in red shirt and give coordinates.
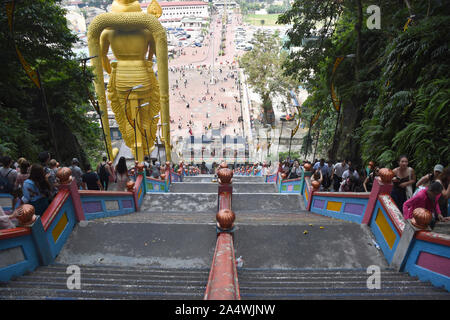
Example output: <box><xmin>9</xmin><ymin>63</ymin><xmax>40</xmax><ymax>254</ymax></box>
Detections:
<box><xmin>403</xmin><ymin>181</ymin><xmax>449</xmax><ymax>224</ymax></box>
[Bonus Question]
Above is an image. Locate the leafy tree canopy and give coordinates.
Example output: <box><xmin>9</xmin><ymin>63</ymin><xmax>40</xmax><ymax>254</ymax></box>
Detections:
<box><xmin>0</xmin><ymin>0</ymin><xmax>103</xmax><ymax>168</ymax></box>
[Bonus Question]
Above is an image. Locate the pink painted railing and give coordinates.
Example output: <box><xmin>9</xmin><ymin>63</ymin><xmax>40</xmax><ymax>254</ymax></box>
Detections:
<box><xmin>204</xmin><ymin>232</ymin><xmax>240</xmax><ymax>300</ymax></box>
<box><xmin>204</xmin><ymin>176</ymin><xmax>240</xmax><ymax>300</ymax></box>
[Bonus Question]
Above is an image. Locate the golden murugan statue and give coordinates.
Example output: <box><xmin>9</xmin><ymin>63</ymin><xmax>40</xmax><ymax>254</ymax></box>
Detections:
<box><xmin>87</xmin><ymin>0</ymin><xmax>171</xmax><ymax>162</ymax></box>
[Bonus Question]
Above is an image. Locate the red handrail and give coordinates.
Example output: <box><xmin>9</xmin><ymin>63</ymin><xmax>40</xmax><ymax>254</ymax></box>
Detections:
<box><xmin>204</xmin><ymin>179</ymin><xmax>240</xmax><ymax>300</ymax></box>
<box><xmin>204</xmin><ymin>232</ymin><xmax>240</xmax><ymax>300</ymax></box>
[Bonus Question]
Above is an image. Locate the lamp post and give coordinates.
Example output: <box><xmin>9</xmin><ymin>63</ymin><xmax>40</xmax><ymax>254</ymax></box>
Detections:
<box><xmin>135</xmin><ymin>101</ymin><xmax>150</xmax><ymax>159</ymax></box>
<box><xmin>149</xmin><ymin>113</ymin><xmax>161</xmax><ymax>161</ymax></box>
<box><xmin>329</xmin><ymin>54</ymin><xmax>355</xmax><ymax>162</ymax></box>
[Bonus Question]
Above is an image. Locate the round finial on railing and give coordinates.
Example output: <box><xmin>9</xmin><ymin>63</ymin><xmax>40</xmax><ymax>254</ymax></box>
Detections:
<box><xmin>304</xmin><ymin>163</ymin><xmax>312</xmax><ymax>172</ymax></box>
<box><xmin>411</xmin><ymin>208</ymin><xmax>433</xmax><ymax>229</ymax></box>
<box><xmin>15</xmin><ymin>204</ymin><xmax>37</xmax><ymax>226</ymax></box>
<box><xmin>136</xmin><ymin>163</ymin><xmax>145</xmax><ymax>173</ymax></box>
<box><xmin>311</xmin><ymin>180</ymin><xmax>321</xmax><ymax>190</ymax></box>
<box><xmin>126</xmin><ymin>181</ymin><xmax>135</xmax><ymax>192</ymax></box>
<box><xmin>216</xmin><ymin>208</ymin><xmax>235</xmax><ymax>230</ymax></box>
<box><xmin>217</xmin><ymin>167</ymin><xmax>233</xmax><ymax>184</ymax></box>
<box><xmin>281</xmin><ymin>172</ymin><xmax>287</xmax><ymax>180</ymax></box>
<box><xmin>56</xmin><ymin>167</ymin><xmax>72</xmax><ymax>184</ymax></box>
<box><xmin>378</xmin><ymin>168</ymin><xmax>395</xmax><ymax>184</ymax></box>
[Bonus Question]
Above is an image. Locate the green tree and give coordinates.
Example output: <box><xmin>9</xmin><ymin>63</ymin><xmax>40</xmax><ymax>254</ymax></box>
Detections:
<box><xmin>0</xmin><ymin>0</ymin><xmax>103</xmax><ymax>168</ymax></box>
<box><xmin>240</xmin><ymin>30</ymin><xmax>298</xmax><ymax>125</ymax></box>
<box><xmin>279</xmin><ymin>0</ymin><xmax>450</xmax><ymax>173</ymax></box>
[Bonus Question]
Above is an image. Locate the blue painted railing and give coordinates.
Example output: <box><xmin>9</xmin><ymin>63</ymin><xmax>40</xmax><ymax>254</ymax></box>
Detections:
<box><xmin>79</xmin><ymin>191</ymin><xmax>136</xmax><ymax>220</ymax></box>
<box><xmin>1</xmin><ymin>166</ymin><xmax>146</xmax><ymax>283</ymax></box>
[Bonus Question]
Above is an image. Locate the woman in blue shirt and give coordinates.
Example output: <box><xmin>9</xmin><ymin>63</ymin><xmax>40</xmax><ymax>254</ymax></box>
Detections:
<box><xmin>22</xmin><ymin>164</ymin><xmax>51</xmax><ymax>216</ymax></box>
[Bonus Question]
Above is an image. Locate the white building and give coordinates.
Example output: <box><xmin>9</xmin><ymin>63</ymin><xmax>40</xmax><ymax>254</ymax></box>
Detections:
<box><xmin>212</xmin><ymin>0</ymin><xmax>238</xmax><ymax>9</ymax></box>
<box><xmin>140</xmin><ymin>1</ymin><xmax>209</xmax><ymax>24</ymax></box>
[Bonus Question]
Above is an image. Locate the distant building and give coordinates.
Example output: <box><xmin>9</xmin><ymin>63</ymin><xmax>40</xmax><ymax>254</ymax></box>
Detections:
<box><xmin>140</xmin><ymin>1</ymin><xmax>209</xmax><ymax>23</ymax></box>
<box><xmin>212</xmin><ymin>0</ymin><xmax>238</xmax><ymax>9</ymax></box>
<box><xmin>181</xmin><ymin>130</ymin><xmax>249</xmax><ymax>164</ymax></box>
<box><xmin>181</xmin><ymin>16</ymin><xmax>208</xmax><ymax>29</ymax></box>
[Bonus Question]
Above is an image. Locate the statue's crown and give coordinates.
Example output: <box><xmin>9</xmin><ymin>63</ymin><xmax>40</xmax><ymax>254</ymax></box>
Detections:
<box><xmin>147</xmin><ymin>0</ymin><xmax>163</xmax><ymax>18</ymax></box>
<box><xmin>111</xmin><ymin>0</ymin><xmax>142</xmax><ymax>13</ymax></box>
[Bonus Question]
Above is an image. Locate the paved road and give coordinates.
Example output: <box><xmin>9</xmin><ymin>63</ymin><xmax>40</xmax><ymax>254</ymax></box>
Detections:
<box><xmin>167</xmin><ymin>13</ymin><xmax>247</xmax><ymax>153</ymax></box>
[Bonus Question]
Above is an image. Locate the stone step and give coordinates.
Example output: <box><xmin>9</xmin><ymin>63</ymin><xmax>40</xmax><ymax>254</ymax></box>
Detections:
<box><xmin>232</xmin><ymin>224</ymin><xmax>389</xmax><ymax>269</ymax></box>
<box><xmin>183</xmin><ymin>175</ymin><xmax>264</xmax><ymax>183</ymax></box>
<box><xmin>0</xmin><ymin>264</ymin><xmax>209</xmax><ymax>300</ymax></box>
<box><xmin>170</xmin><ymin>182</ymin><xmax>217</xmax><ymax>193</ymax></box>
<box><xmin>27</xmin><ymin>265</ymin><xmax>211</xmax><ymax>280</ymax></box>
<box><xmin>233</xmin><ymin>212</ymin><xmax>346</xmax><ymax>225</ymax></box>
<box><xmin>237</xmin><ymin>269</ymin><xmax>449</xmax><ymax>300</ymax></box>
<box><xmin>53</xmin><ymin>222</ymin><xmax>217</xmax><ymax>268</ymax></box>
<box><xmin>169</xmin><ymin>182</ymin><xmax>277</xmax><ymax>193</ymax></box>
<box><xmin>0</xmin><ymin>287</ymin><xmax>203</xmax><ymax>300</ymax></box>
<box><xmin>232</xmin><ymin>193</ymin><xmax>305</xmax><ymax>213</ymax></box>
<box><xmin>231</xmin><ymin>176</ymin><xmax>265</xmax><ymax>183</ymax></box>
<box><xmin>141</xmin><ymin>193</ymin><xmax>218</xmax><ymax>213</ymax></box>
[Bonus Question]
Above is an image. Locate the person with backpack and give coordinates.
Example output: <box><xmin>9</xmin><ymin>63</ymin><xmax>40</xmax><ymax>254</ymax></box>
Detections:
<box><xmin>82</xmin><ymin>164</ymin><xmax>104</xmax><ymax>191</ymax></box>
<box><xmin>97</xmin><ymin>156</ymin><xmax>112</xmax><ymax>191</ymax></box>
<box><xmin>69</xmin><ymin>158</ymin><xmax>83</xmax><ymax>189</ymax></box>
<box><xmin>0</xmin><ymin>156</ymin><xmax>17</xmax><ymax>195</ymax></box>
<box><xmin>22</xmin><ymin>164</ymin><xmax>51</xmax><ymax>216</ymax></box>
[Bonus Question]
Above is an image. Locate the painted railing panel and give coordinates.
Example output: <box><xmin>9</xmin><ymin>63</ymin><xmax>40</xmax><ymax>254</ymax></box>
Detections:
<box><xmin>265</xmin><ymin>172</ymin><xmax>278</xmax><ymax>184</ymax></box>
<box><xmin>310</xmin><ymin>192</ymin><xmax>370</xmax><ymax>224</ymax></box>
<box><xmin>302</xmin><ymin>176</ymin><xmax>311</xmax><ymax>207</ymax></box>
<box><xmin>42</xmin><ymin>196</ymin><xmax>77</xmax><ymax>259</ymax></box>
<box><xmin>170</xmin><ymin>171</ymin><xmax>182</xmax><ymax>183</ymax></box>
<box><xmin>79</xmin><ymin>191</ymin><xmax>135</xmax><ymax>220</ymax></box>
<box><xmin>146</xmin><ymin>177</ymin><xmax>168</xmax><ymax>193</ymax></box>
<box><xmin>280</xmin><ymin>177</ymin><xmax>302</xmax><ymax>194</ymax></box>
<box><xmin>369</xmin><ymin>199</ymin><xmax>403</xmax><ymax>264</ymax></box>
<box><xmin>0</xmin><ymin>231</ymin><xmax>39</xmax><ymax>282</ymax></box>
<box><xmin>403</xmin><ymin>234</ymin><xmax>450</xmax><ymax>291</ymax></box>
<box><xmin>135</xmin><ymin>175</ymin><xmax>145</xmax><ymax>209</ymax></box>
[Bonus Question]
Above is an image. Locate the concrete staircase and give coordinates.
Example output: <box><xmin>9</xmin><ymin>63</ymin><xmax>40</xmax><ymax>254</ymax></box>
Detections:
<box><xmin>170</xmin><ymin>182</ymin><xmax>277</xmax><ymax>193</ymax></box>
<box><xmin>237</xmin><ymin>268</ymin><xmax>449</xmax><ymax>299</ymax></box>
<box><xmin>0</xmin><ymin>264</ymin><xmax>209</xmax><ymax>299</ymax></box>
<box><xmin>1</xmin><ymin>174</ymin><xmax>448</xmax><ymax>299</ymax></box>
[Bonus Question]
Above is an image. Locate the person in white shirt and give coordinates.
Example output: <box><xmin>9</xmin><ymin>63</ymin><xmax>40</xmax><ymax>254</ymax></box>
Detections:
<box><xmin>342</xmin><ymin>166</ymin><xmax>360</xmax><ymax>181</ymax></box>
<box><xmin>333</xmin><ymin>159</ymin><xmax>349</xmax><ymax>191</ymax></box>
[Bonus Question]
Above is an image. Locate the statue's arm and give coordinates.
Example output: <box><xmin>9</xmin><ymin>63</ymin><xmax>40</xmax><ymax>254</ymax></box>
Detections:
<box><xmin>147</xmin><ymin>34</ymin><xmax>156</xmax><ymax>61</ymax></box>
<box><xmin>100</xmin><ymin>30</ymin><xmax>112</xmax><ymax>74</ymax></box>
